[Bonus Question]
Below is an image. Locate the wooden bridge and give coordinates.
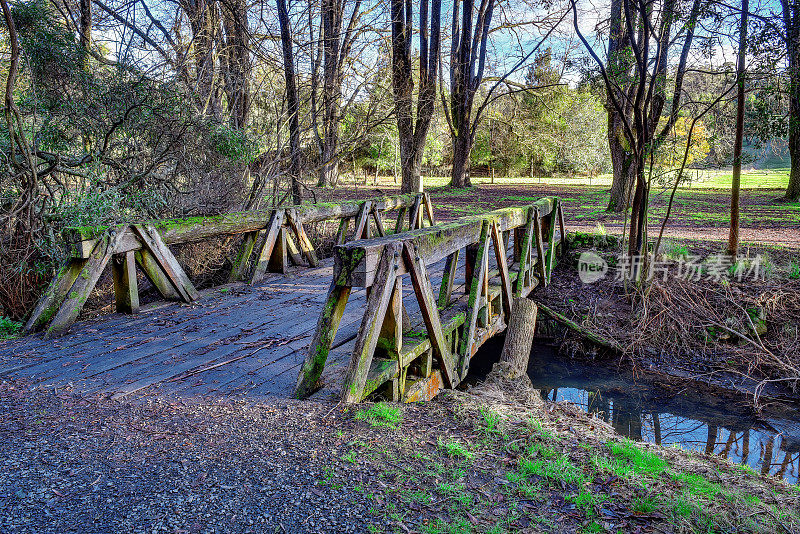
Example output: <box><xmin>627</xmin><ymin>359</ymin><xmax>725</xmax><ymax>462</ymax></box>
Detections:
<box><xmin>0</xmin><ymin>194</ymin><xmax>564</xmax><ymax>403</ymax></box>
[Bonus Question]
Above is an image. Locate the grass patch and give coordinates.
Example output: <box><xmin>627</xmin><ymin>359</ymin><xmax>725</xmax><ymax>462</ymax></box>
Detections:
<box><xmin>607</xmin><ymin>439</ymin><xmax>668</xmax><ymax>477</ymax></box>
<box><xmin>480</xmin><ymin>408</ymin><xmax>503</xmax><ymax>436</ymax></box>
<box><xmin>789</xmin><ymin>260</ymin><xmax>800</xmax><ymax>279</ymax></box>
<box><xmin>355</xmin><ymin>402</ymin><xmax>403</xmax><ymax>429</ymax></box>
<box><xmin>519</xmin><ymin>451</ymin><xmax>585</xmax><ymax>485</ymax></box>
<box><xmin>437</xmin><ymin>437</ymin><xmax>474</xmax><ymax>459</ymax></box>
<box><xmin>673</xmin><ymin>472</ymin><xmax>725</xmax><ymax>499</ymax></box>
<box><xmin>632</xmin><ymin>496</ymin><xmax>660</xmax><ymax>514</ymax></box>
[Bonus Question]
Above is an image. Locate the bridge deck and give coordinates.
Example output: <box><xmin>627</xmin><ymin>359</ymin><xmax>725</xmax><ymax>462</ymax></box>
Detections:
<box><xmin>0</xmin><ymin>256</ymin><xmax>461</xmax><ymax>401</ymax></box>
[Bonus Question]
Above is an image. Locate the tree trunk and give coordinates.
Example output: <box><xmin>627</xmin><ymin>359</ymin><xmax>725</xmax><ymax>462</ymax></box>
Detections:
<box><xmin>390</xmin><ymin>0</ymin><xmax>441</xmax><ymax>194</ymax></box>
<box><xmin>319</xmin><ymin>139</ymin><xmax>339</xmax><ymax>188</ymax></box>
<box><xmin>181</xmin><ymin>0</ymin><xmax>221</xmax><ymax>119</ymax></box>
<box><xmin>399</xmin><ymin>135</ymin><xmax>423</xmax><ymax>192</ymax></box>
<box><xmin>607</xmin><ymin>112</ymin><xmax>635</xmax><ymax>211</ymax></box>
<box><xmin>79</xmin><ymin>0</ymin><xmax>91</xmax><ymax>69</ymax></box>
<box><xmin>277</xmin><ymin>0</ymin><xmax>302</xmax><ymax>204</ymax></box>
<box><xmin>784</xmin><ymin>0</ymin><xmax>800</xmax><ymax>201</ymax></box>
<box><xmin>497</xmin><ymin>298</ymin><xmax>538</xmax><ymax>378</ymax></box>
<box><xmin>604</xmin><ymin>0</ymin><xmax>634</xmax><ymax>212</ymax></box>
<box><xmin>447</xmin><ymin>0</ymin><xmax>494</xmax><ymax>188</ymax></box>
<box><xmin>221</xmin><ymin>0</ymin><xmax>251</xmax><ymax>129</ymax></box>
<box><xmin>316</xmin><ymin>0</ymin><xmax>345</xmax><ymax>187</ymax></box>
<box><xmin>626</xmin><ymin>159</ymin><xmax>648</xmax><ymax>279</ymax></box>
<box><xmin>450</xmin><ymin>128</ymin><xmax>472</xmax><ymax>187</ymax></box>
<box><xmin>727</xmin><ymin>0</ymin><xmax>748</xmax><ymax>256</ymax></box>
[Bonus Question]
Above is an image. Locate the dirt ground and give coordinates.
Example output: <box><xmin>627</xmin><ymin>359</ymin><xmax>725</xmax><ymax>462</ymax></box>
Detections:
<box><xmin>2</xmin><ymin>378</ymin><xmax>797</xmax><ymax>534</ymax></box>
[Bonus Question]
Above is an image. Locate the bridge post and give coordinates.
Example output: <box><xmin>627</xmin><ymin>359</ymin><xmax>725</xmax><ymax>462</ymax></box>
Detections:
<box><xmin>135</xmin><ymin>249</ymin><xmax>181</xmax><ymax>300</ymax></box>
<box><xmin>533</xmin><ymin>208</ymin><xmax>547</xmax><ymax>286</ymax></box>
<box><xmin>403</xmin><ymin>242</ymin><xmax>458</xmax><ymax>388</ymax></box>
<box><xmin>229</xmin><ymin>232</ymin><xmax>259</xmax><ymax>282</ymax></box>
<box><xmin>491</xmin><ymin>223</ymin><xmax>513</xmax><ymax>319</ymax></box>
<box><xmin>112</xmin><ymin>251</ymin><xmax>139</xmax><ymax>314</ymax></box>
<box><xmin>437</xmin><ymin>250</ymin><xmax>459</xmax><ymax>310</ymax></box>
<box><xmin>268</xmin><ymin>228</ymin><xmax>288</xmax><ymax>273</ymax></box>
<box><xmin>376</xmin><ymin>277</ymin><xmax>402</xmax><ymax>361</ymax></box>
<box><xmin>23</xmin><ymin>259</ymin><xmax>87</xmax><ymax>334</ymax></box>
<box><xmin>249</xmin><ymin>210</ymin><xmax>284</xmax><ymax>283</ymax></box>
<box><xmin>459</xmin><ymin>220</ymin><xmax>491</xmax><ymax>378</ymax></box>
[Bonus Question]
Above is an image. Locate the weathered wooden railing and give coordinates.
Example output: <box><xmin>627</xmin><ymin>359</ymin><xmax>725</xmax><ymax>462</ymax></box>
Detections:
<box><xmin>25</xmin><ymin>193</ymin><xmax>436</xmax><ymax>338</ymax></box>
<box><xmin>295</xmin><ymin>196</ymin><xmax>566</xmax><ymax>403</ymax></box>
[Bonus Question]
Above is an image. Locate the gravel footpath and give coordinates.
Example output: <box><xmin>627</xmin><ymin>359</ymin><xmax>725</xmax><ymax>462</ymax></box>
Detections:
<box><xmin>0</xmin><ymin>383</ymin><xmax>384</xmax><ymax>534</ymax></box>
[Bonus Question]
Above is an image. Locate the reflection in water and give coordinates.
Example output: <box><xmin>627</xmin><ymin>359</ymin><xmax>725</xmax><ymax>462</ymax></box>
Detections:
<box><xmin>528</xmin><ymin>345</ymin><xmax>800</xmax><ymax>484</ymax></box>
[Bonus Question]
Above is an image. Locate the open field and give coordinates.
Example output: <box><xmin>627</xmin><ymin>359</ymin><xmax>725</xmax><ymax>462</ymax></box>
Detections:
<box><xmin>327</xmin><ymin>173</ymin><xmax>800</xmax><ymax>248</ymax></box>
<box><xmin>412</xmin><ymin>168</ymin><xmax>792</xmax><ymax>190</ymax></box>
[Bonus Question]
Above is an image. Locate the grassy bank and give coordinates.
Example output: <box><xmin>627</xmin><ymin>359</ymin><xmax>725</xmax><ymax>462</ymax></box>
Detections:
<box><xmin>338</xmin><ymin>381</ymin><xmax>799</xmax><ymax>533</ymax></box>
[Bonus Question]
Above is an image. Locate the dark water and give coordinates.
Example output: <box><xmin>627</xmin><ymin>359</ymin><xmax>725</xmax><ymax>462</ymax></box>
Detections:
<box><xmin>471</xmin><ymin>340</ymin><xmax>800</xmax><ymax>483</ymax></box>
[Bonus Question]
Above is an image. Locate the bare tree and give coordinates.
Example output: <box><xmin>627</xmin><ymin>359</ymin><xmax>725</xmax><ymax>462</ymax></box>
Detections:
<box><xmin>277</xmin><ymin>0</ymin><xmax>303</xmax><ymax>204</ymax></box>
<box><xmin>221</xmin><ymin>0</ymin><xmax>252</xmax><ymax>129</ymax></box>
<box><xmin>390</xmin><ymin>0</ymin><xmax>442</xmax><ymax>193</ymax></box>
<box><xmin>448</xmin><ymin>0</ymin><xmax>494</xmax><ymax>188</ymax></box>
<box><xmin>313</xmin><ymin>0</ymin><xmax>364</xmax><ymax>187</ymax></box>
<box><xmin>572</xmin><ymin>0</ymin><xmax>703</xmax><ymax>264</ymax></box>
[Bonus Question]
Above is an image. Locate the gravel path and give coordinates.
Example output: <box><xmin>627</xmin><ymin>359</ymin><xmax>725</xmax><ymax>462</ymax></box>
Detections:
<box><xmin>0</xmin><ymin>384</ymin><xmax>383</xmax><ymax>534</ymax></box>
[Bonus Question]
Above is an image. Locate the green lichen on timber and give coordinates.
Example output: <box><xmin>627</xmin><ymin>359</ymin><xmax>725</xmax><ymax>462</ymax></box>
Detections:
<box><xmin>296</xmin><ymin>286</ymin><xmax>350</xmax><ymax>398</ymax></box>
<box><xmin>375</xmin><ymin>336</ymin><xmax>399</xmax><ymax>357</ymax></box>
<box><xmin>334</xmin><ymin>249</ymin><xmax>365</xmax><ymax>285</ymax></box>
<box><xmin>406</xmin><ymin>330</ymin><xmax>428</xmax><ymax>340</ymax></box>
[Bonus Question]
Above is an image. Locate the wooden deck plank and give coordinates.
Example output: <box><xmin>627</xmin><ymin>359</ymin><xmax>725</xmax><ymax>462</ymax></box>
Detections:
<box><xmin>0</xmin><ymin>266</ymin><xmax>335</xmax><ymax>372</ymax></box>
<box><xmin>0</xmin><ymin>243</ymin><xmax>528</xmax><ymax>401</ymax></box>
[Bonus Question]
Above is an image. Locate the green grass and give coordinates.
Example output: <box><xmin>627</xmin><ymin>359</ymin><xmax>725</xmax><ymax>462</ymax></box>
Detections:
<box><xmin>0</xmin><ymin>317</ymin><xmax>22</xmax><ymax>340</ymax></box>
<box><xmin>518</xmin><ymin>451</ymin><xmax>585</xmax><ymax>485</ymax></box>
<box><xmin>660</xmin><ymin>239</ymin><xmax>690</xmax><ymax>259</ymax></box>
<box><xmin>607</xmin><ymin>440</ymin><xmax>669</xmax><ymax>478</ymax></box>
<box><xmin>437</xmin><ymin>437</ymin><xmax>474</xmax><ymax>459</ymax></box>
<box><xmin>355</xmin><ymin>402</ymin><xmax>403</xmax><ymax>429</ymax></box>
<box><xmin>672</xmin><ymin>473</ymin><xmax>725</xmax><ymax>499</ymax></box>
<box><xmin>421</xmin><ymin>168</ymin><xmax>791</xmax><ymax>190</ymax></box>
<box><xmin>480</xmin><ymin>408</ymin><xmax>503</xmax><ymax>436</ymax></box>
<box><xmin>789</xmin><ymin>260</ymin><xmax>800</xmax><ymax>279</ymax></box>
<box><xmin>632</xmin><ymin>496</ymin><xmax>660</xmax><ymax>514</ymax></box>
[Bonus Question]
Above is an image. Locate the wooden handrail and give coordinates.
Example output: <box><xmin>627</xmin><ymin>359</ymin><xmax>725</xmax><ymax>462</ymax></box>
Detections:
<box><xmin>62</xmin><ymin>193</ymin><xmax>433</xmax><ymax>258</ymax></box>
<box><xmin>295</xmin><ymin>196</ymin><xmax>567</xmax><ymax>403</ymax></box>
<box><xmin>333</xmin><ymin>197</ymin><xmax>557</xmax><ymax>287</ymax></box>
<box><xmin>26</xmin><ymin>194</ymin><xmax>436</xmax><ymax>338</ymax></box>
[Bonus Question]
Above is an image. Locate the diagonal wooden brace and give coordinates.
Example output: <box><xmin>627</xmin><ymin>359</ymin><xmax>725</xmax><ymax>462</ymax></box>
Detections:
<box><xmin>341</xmin><ymin>242</ymin><xmax>401</xmax><ymax>403</ymax></box>
<box><xmin>403</xmin><ymin>242</ymin><xmax>458</xmax><ymax>388</ymax></box>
